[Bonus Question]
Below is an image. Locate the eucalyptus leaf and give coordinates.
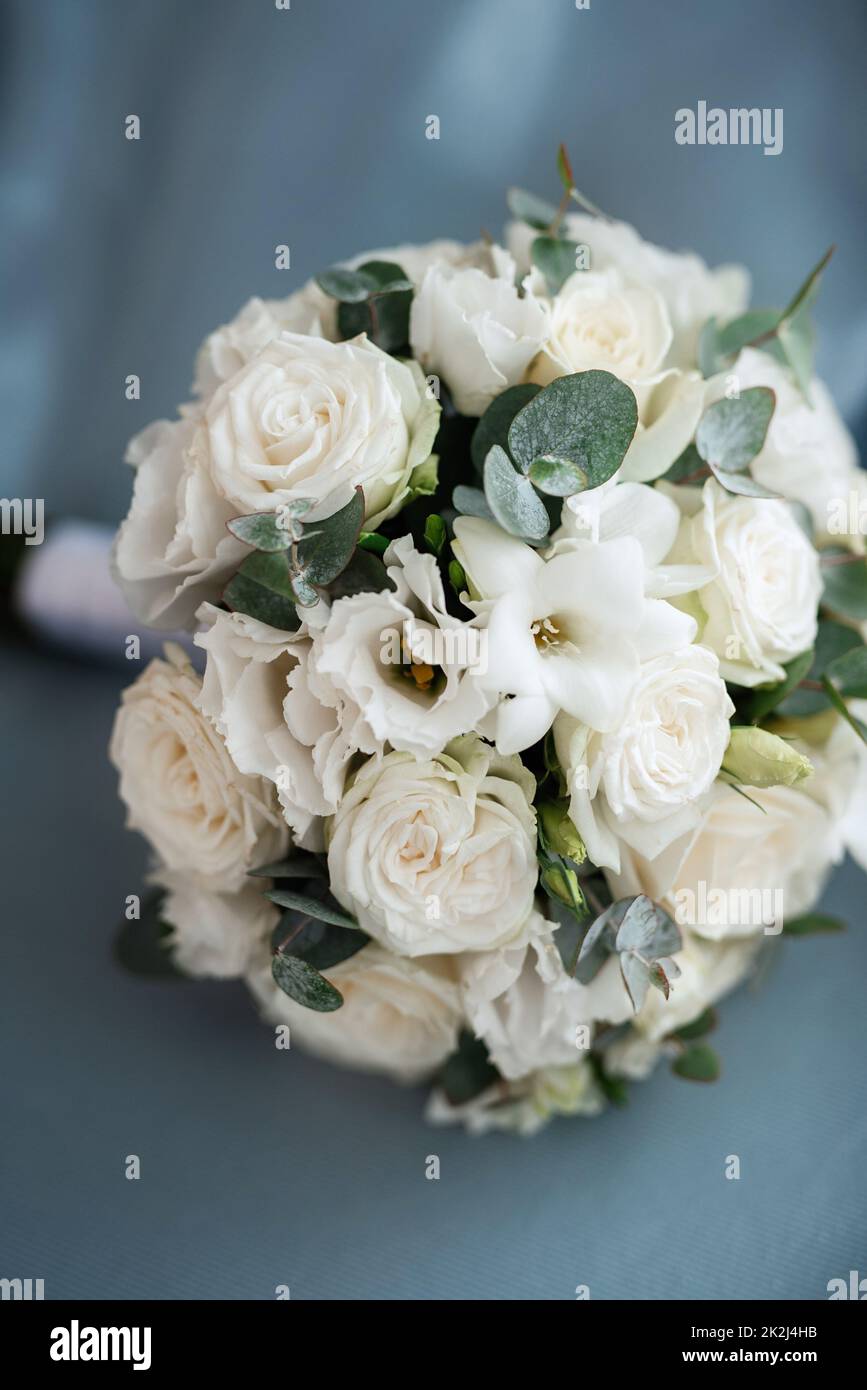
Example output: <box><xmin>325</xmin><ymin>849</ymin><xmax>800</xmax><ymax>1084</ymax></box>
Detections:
<box><xmin>226</xmin><ymin>512</ymin><xmax>292</xmax><ymax>552</ymax></box>
<box><xmin>615</xmin><ymin>895</ymin><xmax>681</xmax><ymax>960</ymax></box>
<box><xmin>483</xmin><ymin>445</ymin><xmax>550</xmax><ymax>540</ymax></box>
<box><xmin>528</xmin><ymin>456</ymin><xmax>588</xmax><ymax>496</ymax></box>
<box><xmin>275</xmin><ymin>913</ymin><xmax>370</xmax><ymax>970</ymax></box>
<box><xmin>777</xmin><ymin>620</ymin><xmax>860</xmax><ymax>717</ymax></box>
<box><xmin>328</xmin><ymin>548</ymin><xmax>392</xmax><ymax>600</ymax></box>
<box><xmin>506</xmin><ymin>186</ymin><xmax>560</xmax><ymax>231</ymax></box>
<box><xmin>820</xmin><ymin>548</ymin><xmax>867</xmax><ymax>620</ymax></box>
<box><xmin>453</xmin><ymin>484</ymin><xmax>494</xmax><ymax>521</ymax></box>
<box><xmin>115</xmin><ymin>891</ymin><xmax>182</xmax><ymax>979</ymax></box>
<box><xmin>247</xmin><ymin>855</ymin><xmax>326</xmax><ymax>880</ymax></box>
<box><xmin>820</xmin><ymin>676</ymin><xmax>867</xmax><ymax>748</ymax></box>
<box><xmin>271</xmin><ymin>951</ymin><xmax>343</xmax><ymax>1012</ymax></box>
<box><xmin>471</xmin><ymin>383</ymin><xmax>540</xmax><ymax>473</ymax></box>
<box><xmin>745</xmin><ymin>648</ymin><xmax>814</xmax><ymax>723</ymax></box>
<box><xmin>507</xmin><ymin>370</ymin><xmax>638</xmax><ymax>490</ymax></box>
<box><xmin>531</xmin><ymin>236</ymin><xmax>580</xmax><ymax>294</ymax></box>
<box><xmin>223</xmin><ymin>550</ymin><xmax>300</xmax><ymax>632</ymax></box>
<box><xmin>295</xmin><ymin>488</ymin><xmax>364</xmax><ymax>586</ymax></box>
<box><xmin>824</xmin><ymin>643</ymin><xmax>867</xmax><ymax>697</ymax></box>
<box><xmin>265</xmin><ymin>888</ymin><xmax>360</xmax><ymax>930</ymax></box>
<box><xmin>574</xmin><ymin>898</ymin><xmax>632</xmax><ymax>984</ymax></box>
<box><xmin>669</xmin><ymin>1007</ymin><xmax>718</xmax><ymax>1042</ymax></box>
<box><xmin>695</xmin><ymin>388</ymin><xmax>775</xmax><ymax>475</ymax></box>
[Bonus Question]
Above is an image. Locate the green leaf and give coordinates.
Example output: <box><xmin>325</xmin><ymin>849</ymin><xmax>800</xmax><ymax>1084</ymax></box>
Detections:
<box><xmin>227</xmin><ymin>512</ymin><xmax>292</xmax><ymax>552</ymax></box>
<box><xmin>589</xmin><ymin>1054</ymin><xmax>629</xmax><ymax>1108</ymax></box>
<box><xmin>271</xmin><ymin>951</ymin><xmax>343</xmax><ymax>1012</ymax></box>
<box><xmin>316</xmin><ymin>260</ymin><xmax>412</xmax><ymax>302</ymax></box>
<box><xmin>662</xmin><ymin>442</ymin><xmax>708</xmax><ymax>486</ymax></box>
<box><xmin>294</xmin><ymin>488</ymin><xmax>364</xmax><ymax>586</ymax></box>
<box><xmin>265</xmin><ymin>888</ymin><xmax>360</xmax><ymax>931</ymax></box>
<box><xmin>531</xmin><ymin>236</ymin><xmax>580</xmax><ymax>294</ymax></box>
<box><xmin>825</xmin><ymin>644</ymin><xmax>867</xmax><ymax>697</ymax></box>
<box><xmin>423</xmin><ymin>513</ymin><xmax>446</xmax><ymax>557</ymax></box>
<box><xmin>507</xmin><ymin>371</ymin><xmax>638</xmax><ymax>491</ymax></box>
<box><xmin>777</xmin><ymin>620</ymin><xmax>861</xmax><ymax>717</ymax></box>
<box><xmin>274</xmin><ymin>912</ymin><xmax>370</xmax><ymax>970</ymax></box>
<box><xmin>820</xmin><ymin>675</ymin><xmax>867</xmax><ymax>748</ymax></box>
<box><xmin>614</xmin><ymin>895</ymin><xmax>681</xmax><ymax>960</ymax></box>
<box><xmin>453</xmin><ymin>484</ymin><xmax>494</xmax><ymax>521</ymax></box>
<box><xmin>556</xmin><ymin>141</ymin><xmax>575</xmax><ymax>194</ymax></box>
<box><xmin>471</xmin><ymin>383</ymin><xmax>541</xmax><ymax>473</ymax></box>
<box><xmin>337</xmin><ymin>268</ymin><xmax>413</xmax><ymax>352</ymax></box>
<box><xmin>328</xmin><ymin>548</ymin><xmax>392</xmax><ymax>600</ymax></box>
<box><xmin>574</xmin><ymin>898</ymin><xmax>631</xmax><ymax>984</ymax></box>
<box><xmin>698</xmin><ymin>309</ymin><xmax>781</xmax><ymax>378</ymax></box>
<box><xmin>358</xmin><ymin>530</ymin><xmax>389</xmax><ymax>556</ymax></box>
<box><xmin>821</xmin><ymin>548</ymin><xmax>867</xmax><ymax>620</ymax></box>
<box><xmin>448</xmin><ymin>558</ymin><xmax>467</xmax><ymax>595</ymax></box>
<box><xmin>439</xmin><ymin>1031</ymin><xmax>500</xmax><ymax>1105</ymax></box>
<box><xmin>672</xmin><ymin>1043</ymin><xmax>721</xmax><ymax>1083</ymax></box>
<box><xmin>745</xmin><ymin>648</ymin><xmax>814</xmax><ymax>723</ymax></box>
<box><xmin>114</xmin><ymin>890</ymin><xmax>183</xmax><ymax>979</ymax></box>
<box><xmin>528</xmin><ymin>456</ymin><xmax>588</xmax><ymax>496</ymax></box>
<box><xmin>483</xmin><ymin>444</ymin><xmax>550</xmax><ymax>541</ymax></box>
<box><xmin>669</xmin><ymin>1007</ymin><xmax>718</xmax><ymax>1042</ymax></box>
<box><xmin>695</xmin><ymin>388</ymin><xmax>775</xmax><ymax>475</ymax></box>
<box><xmin>782</xmin><ymin>913</ymin><xmax>845</xmax><ymax>936</ymax></box>
<box><xmin>223</xmin><ymin>550</ymin><xmax>300</xmax><ymax>631</ymax></box>
<box><xmin>505</xmin><ymin>186</ymin><xmax>560</xmax><ymax>231</ymax></box>
<box><xmin>778</xmin><ymin>246</ymin><xmax>834</xmax><ymax>332</ymax></box>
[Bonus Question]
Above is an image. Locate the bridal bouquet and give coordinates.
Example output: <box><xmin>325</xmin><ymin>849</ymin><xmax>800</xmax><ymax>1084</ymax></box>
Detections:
<box><xmin>110</xmin><ymin>151</ymin><xmax>867</xmax><ymax>1133</ymax></box>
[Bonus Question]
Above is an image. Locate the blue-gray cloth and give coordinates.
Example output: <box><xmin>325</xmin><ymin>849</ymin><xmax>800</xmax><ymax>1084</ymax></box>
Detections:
<box><xmin>2</xmin><ymin>0</ymin><xmax>866</xmax><ymax>1299</ymax></box>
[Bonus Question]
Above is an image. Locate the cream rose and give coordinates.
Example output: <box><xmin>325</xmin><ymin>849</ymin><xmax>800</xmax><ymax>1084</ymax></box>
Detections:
<box><xmin>675</xmin><ymin>479</ymin><xmax>822</xmax><ymax>686</ymax></box>
<box><xmin>202</xmin><ymin>331</ymin><xmax>440</xmax><ymax>527</ymax></box>
<box><xmin>155</xmin><ymin>871</ymin><xmax>279</xmax><ymax>979</ymax></box>
<box><xmin>111</xmin><ymin>417</ymin><xmax>247</xmax><ymax>630</ymax></box>
<box><xmin>246</xmin><ymin>945</ymin><xmax>461</xmax><ymax>1083</ymax></box>
<box><xmin>109</xmin><ymin>644</ymin><xmax>288</xmax><ymax>889</ymax></box>
<box><xmin>530</xmin><ymin>268</ymin><xmax>672</xmax><ymax>389</ymax></box>
<box><xmin>327</xmin><ymin>735</ymin><xmax>538</xmax><ymax>956</ymax></box>
<box><xmin>554</xmin><ymin>646</ymin><xmax>734</xmax><ymax>872</ymax></box>
<box><xmin>410</xmin><ymin>245</ymin><xmax>549</xmax><ymax>415</ymax></box>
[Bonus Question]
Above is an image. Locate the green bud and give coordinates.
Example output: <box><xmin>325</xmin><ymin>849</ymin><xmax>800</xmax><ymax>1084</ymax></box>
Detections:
<box><xmin>723</xmin><ymin>725</ymin><xmax>813</xmax><ymax>788</ymax></box>
<box><xmin>540</xmin><ymin>860</ymin><xmax>586</xmax><ymax>912</ymax></box>
<box><xmin>538</xmin><ymin>800</ymin><xmax>586</xmax><ymax>862</ymax></box>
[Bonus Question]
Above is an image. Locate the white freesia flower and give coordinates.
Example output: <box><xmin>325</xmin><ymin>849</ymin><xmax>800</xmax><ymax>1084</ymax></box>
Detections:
<box><xmin>202</xmin><ymin>332</ymin><xmax>440</xmax><ymax>527</ymax></box>
<box><xmin>109</xmin><ymin>645</ymin><xmax>288</xmax><ymax>889</ymax></box>
<box><xmin>155</xmin><ymin>871</ymin><xmax>279</xmax><ymax>979</ymax></box>
<box><xmin>452</xmin><ymin>516</ymin><xmax>696</xmax><ymax>754</ymax></box>
<box><xmin>246</xmin><ymin>945</ymin><xmax>461</xmax><ymax>1084</ymax></box>
<box><xmin>410</xmin><ymin>245</ymin><xmax>549</xmax><ymax>415</ymax></box>
<box><xmin>311</xmin><ymin>534</ymin><xmax>494</xmax><ymax>758</ymax></box>
<box><xmin>327</xmin><ymin>736</ymin><xmax>538</xmax><ymax>957</ymax></box>
<box><xmin>459</xmin><ymin>915</ymin><xmax>632</xmax><ymax>1080</ymax></box>
<box><xmin>718</xmin><ymin>349</ymin><xmax>865</xmax><ymax>548</ymax></box>
<box><xmin>554</xmin><ymin>646</ymin><xmax>734</xmax><ymax>873</ymax></box>
<box><xmin>554</xmin><ymin>478</ymin><xmax>713</xmax><ymax>599</ymax></box>
<box><xmin>507</xmin><ymin>211</ymin><xmax>749</xmax><ymax>368</ymax></box>
<box><xmin>112</xmin><ymin>417</ymin><xmax>247</xmax><ymax>630</ymax></box>
<box><xmin>672</xmin><ymin>479</ymin><xmax>822</xmax><ymax>686</ymax></box>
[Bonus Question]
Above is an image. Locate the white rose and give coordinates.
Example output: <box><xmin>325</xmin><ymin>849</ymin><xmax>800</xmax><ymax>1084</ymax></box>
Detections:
<box><xmin>311</xmin><ymin>534</ymin><xmax>494</xmax><ymax>758</ymax></box>
<box><xmin>507</xmin><ymin>212</ymin><xmax>749</xmax><ymax>369</ymax></box>
<box><xmin>530</xmin><ymin>268</ymin><xmax>672</xmax><ymax>390</ymax></box>
<box><xmin>675</xmin><ymin>479</ymin><xmax>822</xmax><ymax>686</ymax></box>
<box><xmin>193</xmin><ymin>240</ymin><xmax>469</xmax><ymax>400</ymax></box>
<box><xmin>202</xmin><ymin>331</ymin><xmax>440</xmax><ymax>526</ymax></box>
<box><xmin>602</xmin><ymin>1030</ymin><xmax>663</xmax><ymax>1080</ymax></box>
<box><xmin>554</xmin><ymin>646</ymin><xmax>734</xmax><ymax>873</ymax></box>
<box><xmin>327</xmin><ymin>735</ymin><xmax>538</xmax><ymax>956</ymax></box>
<box><xmin>155</xmin><ymin>871</ymin><xmax>278</xmax><ymax>979</ymax></box>
<box><xmin>720</xmin><ymin>349</ymin><xmax>864</xmax><ymax>548</ymax></box>
<box><xmin>109</xmin><ymin>644</ymin><xmax>288</xmax><ymax>889</ymax></box>
<box><xmin>608</xmin><ymin>771</ymin><xmax>848</xmax><ymax>945</ymax></box>
<box><xmin>410</xmin><ymin>245</ymin><xmax>549</xmax><ymax>415</ymax></box>
<box><xmin>194</xmin><ymin>602</ymin><xmax>340</xmax><ymax>844</ymax></box>
<box><xmin>246</xmin><ymin>945</ymin><xmax>461</xmax><ymax>1084</ymax></box>
<box><xmin>459</xmin><ymin>916</ymin><xmax>632</xmax><ymax>1080</ymax></box>
<box><xmin>112</xmin><ymin>417</ymin><xmax>247</xmax><ymax>629</ymax></box>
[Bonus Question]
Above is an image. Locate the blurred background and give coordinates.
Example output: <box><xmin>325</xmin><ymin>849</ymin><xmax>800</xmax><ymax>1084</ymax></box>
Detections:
<box><xmin>1</xmin><ymin>0</ymin><xmax>866</xmax><ymax>1300</ymax></box>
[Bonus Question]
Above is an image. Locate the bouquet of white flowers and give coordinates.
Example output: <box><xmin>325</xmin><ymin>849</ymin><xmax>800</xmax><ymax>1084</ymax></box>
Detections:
<box><xmin>110</xmin><ymin>151</ymin><xmax>867</xmax><ymax>1134</ymax></box>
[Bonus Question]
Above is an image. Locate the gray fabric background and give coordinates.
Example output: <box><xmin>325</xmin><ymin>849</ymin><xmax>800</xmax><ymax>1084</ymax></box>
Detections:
<box><xmin>1</xmin><ymin>0</ymin><xmax>866</xmax><ymax>1300</ymax></box>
